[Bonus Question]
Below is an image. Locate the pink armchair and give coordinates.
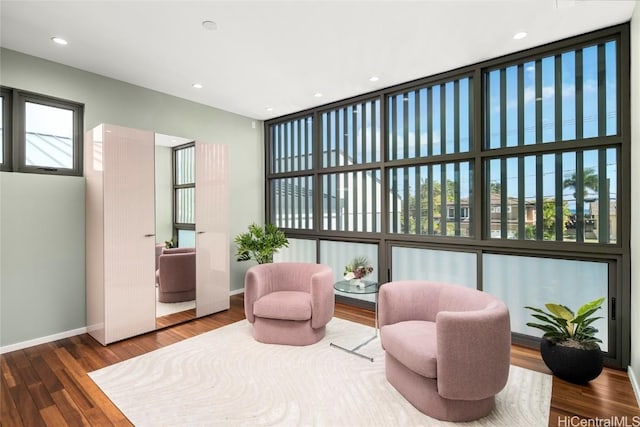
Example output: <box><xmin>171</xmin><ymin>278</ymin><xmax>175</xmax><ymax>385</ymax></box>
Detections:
<box><xmin>244</xmin><ymin>262</ymin><xmax>334</xmax><ymax>346</ymax></box>
<box><xmin>379</xmin><ymin>281</ymin><xmax>511</xmax><ymax>422</ymax></box>
<box><xmin>156</xmin><ymin>248</ymin><xmax>196</xmax><ymax>303</ymax></box>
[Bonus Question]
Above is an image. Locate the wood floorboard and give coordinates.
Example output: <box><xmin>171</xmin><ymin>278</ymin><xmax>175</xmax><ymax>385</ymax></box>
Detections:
<box><xmin>1</xmin><ymin>293</ymin><xmax>638</xmax><ymax>426</ymax></box>
<box><xmin>1</xmin><ymin>374</ymin><xmax>24</xmax><ymax>426</ymax></box>
<box><xmin>39</xmin><ymin>404</ymin><xmax>68</xmax><ymax>427</ymax></box>
<box><xmin>155</xmin><ymin>308</ymin><xmax>197</xmax><ymax>329</ymax></box>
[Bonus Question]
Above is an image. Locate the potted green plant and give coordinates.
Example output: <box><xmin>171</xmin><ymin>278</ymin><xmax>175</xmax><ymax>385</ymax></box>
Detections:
<box><xmin>525</xmin><ymin>297</ymin><xmax>605</xmax><ymax>384</ymax></box>
<box><xmin>234</xmin><ymin>223</ymin><xmax>289</xmax><ymax>264</ymax></box>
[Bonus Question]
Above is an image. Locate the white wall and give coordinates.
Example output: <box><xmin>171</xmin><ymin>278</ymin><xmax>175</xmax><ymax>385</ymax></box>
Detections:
<box><xmin>0</xmin><ymin>48</ymin><xmax>264</xmax><ymax>348</ymax></box>
<box><xmin>629</xmin><ymin>3</ymin><xmax>640</xmax><ymax>402</ymax></box>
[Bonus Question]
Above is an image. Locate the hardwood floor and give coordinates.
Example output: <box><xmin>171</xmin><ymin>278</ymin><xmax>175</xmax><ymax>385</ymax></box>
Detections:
<box><xmin>155</xmin><ymin>308</ymin><xmax>197</xmax><ymax>329</ymax></box>
<box><xmin>2</xmin><ymin>294</ymin><xmax>639</xmax><ymax>426</ymax></box>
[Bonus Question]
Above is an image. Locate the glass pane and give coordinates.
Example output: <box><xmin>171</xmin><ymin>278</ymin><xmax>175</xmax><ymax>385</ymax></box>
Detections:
<box><xmin>483</xmin><ymin>253</ymin><xmax>609</xmax><ymax>352</ymax></box>
<box><xmin>273</xmin><ymin>238</ymin><xmax>317</xmax><ymax>263</ymax></box>
<box><xmin>25</xmin><ymin>101</ymin><xmax>73</xmax><ymax>168</ymax></box>
<box><xmin>270</xmin><ymin>116</ymin><xmax>313</xmax><ymax>173</ymax></box>
<box><xmin>322</xmin><ymin>170</ymin><xmax>381</xmax><ymax>232</ymax></box>
<box><xmin>487</xmin><ymin>149</ymin><xmax>616</xmax><ymax>244</ymax></box>
<box><xmin>321</xmin><ymin>99</ymin><xmax>380</xmax><ymax>167</ymax></box>
<box><xmin>605</xmin><ymin>41</ymin><xmax>617</xmax><ymax>136</ymax></box>
<box><xmin>389</xmin><ymin>161</ymin><xmax>472</xmax><ymax>237</ymax></box>
<box><xmin>0</xmin><ymin>96</ymin><xmax>3</xmax><ymax>164</ymax></box>
<box><xmin>606</xmin><ymin>148</ymin><xmax>617</xmax><ymax>243</ymax></box>
<box><xmin>175</xmin><ymin>145</ymin><xmax>194</xmax><ymax>185</ymax></box>
<box><xmin>271</xmin><ymin>176</ymin><xmax>313</xmax><ymax>230</ymax></box>
<box><xmin>391</xmin><ymin>246</ymin><xmax>476</xmax><ymax>287</ymax></box>
<box><xmin>177</xmin><ymin>229</ymin><xmax>195</xmax><ymax>248</ymax></box>
<box><xmin>319</xmin><ymin>240</ymin><xmax>378</xmax><ymax>303</ymax></box>
<box><xmin>484</xmin><ymin>39</ymin><xmax>618</xmax><ymax>148</ymax></box>
<box><xmin>176</xmin><ymin>187</ymin><xmax>195</xmax><ymax>224</ymax></box>
<box><xmin>388</xmin><ymin>77</ymin><xmax>472</xmax><ymax>160</ymax></box>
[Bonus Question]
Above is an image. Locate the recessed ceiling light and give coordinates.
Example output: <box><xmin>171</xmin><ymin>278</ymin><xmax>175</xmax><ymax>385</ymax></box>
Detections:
<box><xmin>202</xmin><ymin>20</ymin><xmax>217</xmax><ymax>31</ymax></box>
<box><xmin>51</xmin><ymin>37</ymin><xmax>68</xmax><ymax>45</ymax></box>
<box><xmin>314</xmin><ymin>93</ymin><xmax>323</xmax><ymax>98</ymax></box>
<box><xmin>266</xmin><ymin>107</ymin><xmax>274</xmax><ymax>112</ymax></box>
<box><xmin>513</xmin><ymin>32</ymin><xmax>528</xmax><ymax>40</ymax></box>
<box><xmin>369</xmin><ymin>76</ymin><xmax>379</xmax><ymax>82</ymax></box>
<box><xmin>192</xmin><ymin>83</ymin><xmax>203</xmax><ymax>89</ymax></box>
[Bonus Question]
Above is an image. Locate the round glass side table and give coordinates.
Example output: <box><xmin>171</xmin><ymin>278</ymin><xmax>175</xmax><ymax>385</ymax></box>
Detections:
<box><xmin>330</xmin><ymin>279</ymin><xmax>379</xmax><ymax>362</ymax></box>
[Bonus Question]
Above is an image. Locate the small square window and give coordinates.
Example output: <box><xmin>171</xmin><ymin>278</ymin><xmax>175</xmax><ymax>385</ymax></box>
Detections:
<box><xmin>25</xmin><ymin>102</ymin><xmax>74</xmax><ymax>169</ymax></box>
<box><xmin>0</xmin><ymin>87</ymin><xmax>84</xmax><ymax>176</ymax></box>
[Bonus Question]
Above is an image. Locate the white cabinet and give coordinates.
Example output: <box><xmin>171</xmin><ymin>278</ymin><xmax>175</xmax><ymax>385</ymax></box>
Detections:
<box><xmin>85</xmin><ymin>124</ymin><xmax>156</xmax><ymax>345</ymax></box>
<box><xmin>85</xmin><ymin>125</ymin><xmax>230</xmax><ymax>345</ymax></box>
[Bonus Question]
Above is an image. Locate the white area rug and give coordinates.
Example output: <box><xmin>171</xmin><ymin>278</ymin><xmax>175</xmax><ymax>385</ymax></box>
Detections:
<box><xmin>89</xmin><ymin>318</ymin><xmax>551</xmax><ymax>426</ymax></box>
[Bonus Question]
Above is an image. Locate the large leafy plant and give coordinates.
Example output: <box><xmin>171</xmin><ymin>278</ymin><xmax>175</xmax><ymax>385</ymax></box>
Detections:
<box><xmin>525</xmin><ymin>297</ymin><xmax>605</xmax><ymax>347</ymax></box>
<box><xmin>234</xmin><ymin>223</ymin><xmax>289</xmax><ymax>264</ymax></box>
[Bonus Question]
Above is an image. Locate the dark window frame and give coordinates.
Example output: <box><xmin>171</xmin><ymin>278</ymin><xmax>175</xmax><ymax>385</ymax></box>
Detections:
<box><xmin>1</xmin><ymin>87</ymin><xmax>84</xmax><ymax>176</ymax></box>
<box><xmin>0</xmin><ymin>87</ymin><xmax>12</xmax><ymax>172</ymax></box>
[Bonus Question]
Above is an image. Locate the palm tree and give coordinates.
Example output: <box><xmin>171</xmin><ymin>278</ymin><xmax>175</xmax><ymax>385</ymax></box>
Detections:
<box><xmin>563</xmin><ymin>168</ymin><xmax>599</xmax><ymax>199</ymax></box>
<box><xmin>563</xmin><ymin>168</ymin><xmax>599</xmax><ymax>222</ymax></box>
<box><xmin>489</xmin><ymin>182</ymin><xmax>501</xmax><ymax>195</ymax></box>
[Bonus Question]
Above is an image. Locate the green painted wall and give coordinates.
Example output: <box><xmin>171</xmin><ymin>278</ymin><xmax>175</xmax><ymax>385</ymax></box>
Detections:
<box><xmin>155</xmin><ymin>146</ymin><xmax>173</xmax><ymax>245</ymax></box>
<box><xmin>0</xmin><ymin>48</ymin><xmax>264</xmax><ymax>347</ymax></box>
<box><xmin>0</xmin><ymin>173</ymin><xmax>86</xmax><ymax>345</ymax></box>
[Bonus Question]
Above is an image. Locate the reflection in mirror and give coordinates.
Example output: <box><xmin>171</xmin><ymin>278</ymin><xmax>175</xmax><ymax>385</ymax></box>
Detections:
<box><xmin>154</xmin><ymin>133</ymin><xmax>196</xmax><ymax>329</ymax></box>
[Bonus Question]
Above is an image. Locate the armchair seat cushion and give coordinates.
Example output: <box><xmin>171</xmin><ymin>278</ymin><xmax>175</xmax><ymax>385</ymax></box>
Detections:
<box><xmin>253</xmin><ymin>291</ymin><xmax>312</xmax><ymax>321</ymax></box>
<box><xmin>381</xmin><ymin>320</ymin><xmax>438</xmax><ymax>378</ymax></box>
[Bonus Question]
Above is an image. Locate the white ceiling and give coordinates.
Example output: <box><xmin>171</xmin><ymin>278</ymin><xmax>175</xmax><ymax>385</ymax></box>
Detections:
<box><xmin>0</xmin><ymin>1</ymin><xmax>636</xmax><ymax>121</ymax></box>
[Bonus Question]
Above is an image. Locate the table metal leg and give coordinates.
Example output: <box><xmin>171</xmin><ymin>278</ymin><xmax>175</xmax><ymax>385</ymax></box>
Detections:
<box><xmin>330</xmin><ymin>292</ymin><xmax>378</xmax><ymax>362</ymax></box>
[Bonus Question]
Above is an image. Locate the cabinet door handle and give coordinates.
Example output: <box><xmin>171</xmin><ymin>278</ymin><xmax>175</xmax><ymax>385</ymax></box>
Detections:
<box><xmin>197</xmin><ymin>231</ymin><xmax>205</xmax><ymax>234</ymax></box>
<box><xmin>144</xmin><ymin>234</ymin><xmax>155</xmax><ymax>237</ymax></box>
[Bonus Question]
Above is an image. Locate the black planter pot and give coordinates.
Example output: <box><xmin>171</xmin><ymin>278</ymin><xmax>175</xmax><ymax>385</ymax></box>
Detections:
<box><xmin>540</xmin><ymin>338</ymin><xmax>604</xmax><ymax>384</ymax></box>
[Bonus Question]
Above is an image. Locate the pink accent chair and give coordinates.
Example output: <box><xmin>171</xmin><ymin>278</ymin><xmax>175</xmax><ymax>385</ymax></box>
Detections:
<box><xmin>244</xmin><ymin>262</ymin><xmax>335</xmax><ymax>346</ymax></box>
<box><xmin>156</xmin><ymin>247</ymin><xmax>196</xmax><ymax>303</ymax></box>
<box><xmin>379</xmin><ymin>281</ymin><xmax>511</xmax><ymax>422</ymax></box>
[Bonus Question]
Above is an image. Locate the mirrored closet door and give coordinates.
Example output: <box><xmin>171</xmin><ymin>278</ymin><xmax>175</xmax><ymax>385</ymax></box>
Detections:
<box><xmin>154</xmin><ymin>134</ymin><xmax>197</xmax><ymax>328</ymax></box>
<box><xmin>86</xmin><ymin>124</ymin><xmax>229</xmax><ymax>345</ymax></box>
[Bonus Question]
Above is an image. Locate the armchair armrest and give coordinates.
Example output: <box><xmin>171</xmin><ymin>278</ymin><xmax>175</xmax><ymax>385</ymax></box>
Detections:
<box><xmin>244</xmin><ymin>266</ymin><xmax>274</xmax><ymax>323</ymax></box>
<box><xmin>310</xmin><ymin>267</ymin><xmax>335</xmax><ymax>329</ymax></box>
<box><xmin>436</xmin><ymin>302</ymin><xmax>511</xmax><ymax>400</ymax></box>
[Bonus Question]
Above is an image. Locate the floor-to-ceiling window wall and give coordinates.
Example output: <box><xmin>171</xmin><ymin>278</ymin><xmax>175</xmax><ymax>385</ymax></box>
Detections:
<box><xmin>265</xmin><ymin>24</ymin><xmax>630</xmax><ymax>368</ymax></box>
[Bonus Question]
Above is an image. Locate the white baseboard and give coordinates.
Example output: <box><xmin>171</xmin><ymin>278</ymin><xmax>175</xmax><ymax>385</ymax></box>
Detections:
<box><xmin>628</xmin><ymin>365</ymin><xmax>640</xmax><ymax>407</ymax></box>
<box><xmin>1</xmin><ymin>289</ymin><xmax>246</xmax><ymax>354</ymax></box>
<box><xmin>0</xmin><ymin>326</ymin><xmax>88</xmax><ymax>355</ymax></box>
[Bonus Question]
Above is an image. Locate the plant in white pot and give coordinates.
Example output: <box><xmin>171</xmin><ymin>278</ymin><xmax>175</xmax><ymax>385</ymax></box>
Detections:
<box><xmin>234</xmin><ymin>223</ymin><xmax>289</xmax><ymax>264</ymax></box>
<box><xmin>525</xmin><ymin>297</ymin><xmax>605</xmax><ymax>384</ymax></box>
